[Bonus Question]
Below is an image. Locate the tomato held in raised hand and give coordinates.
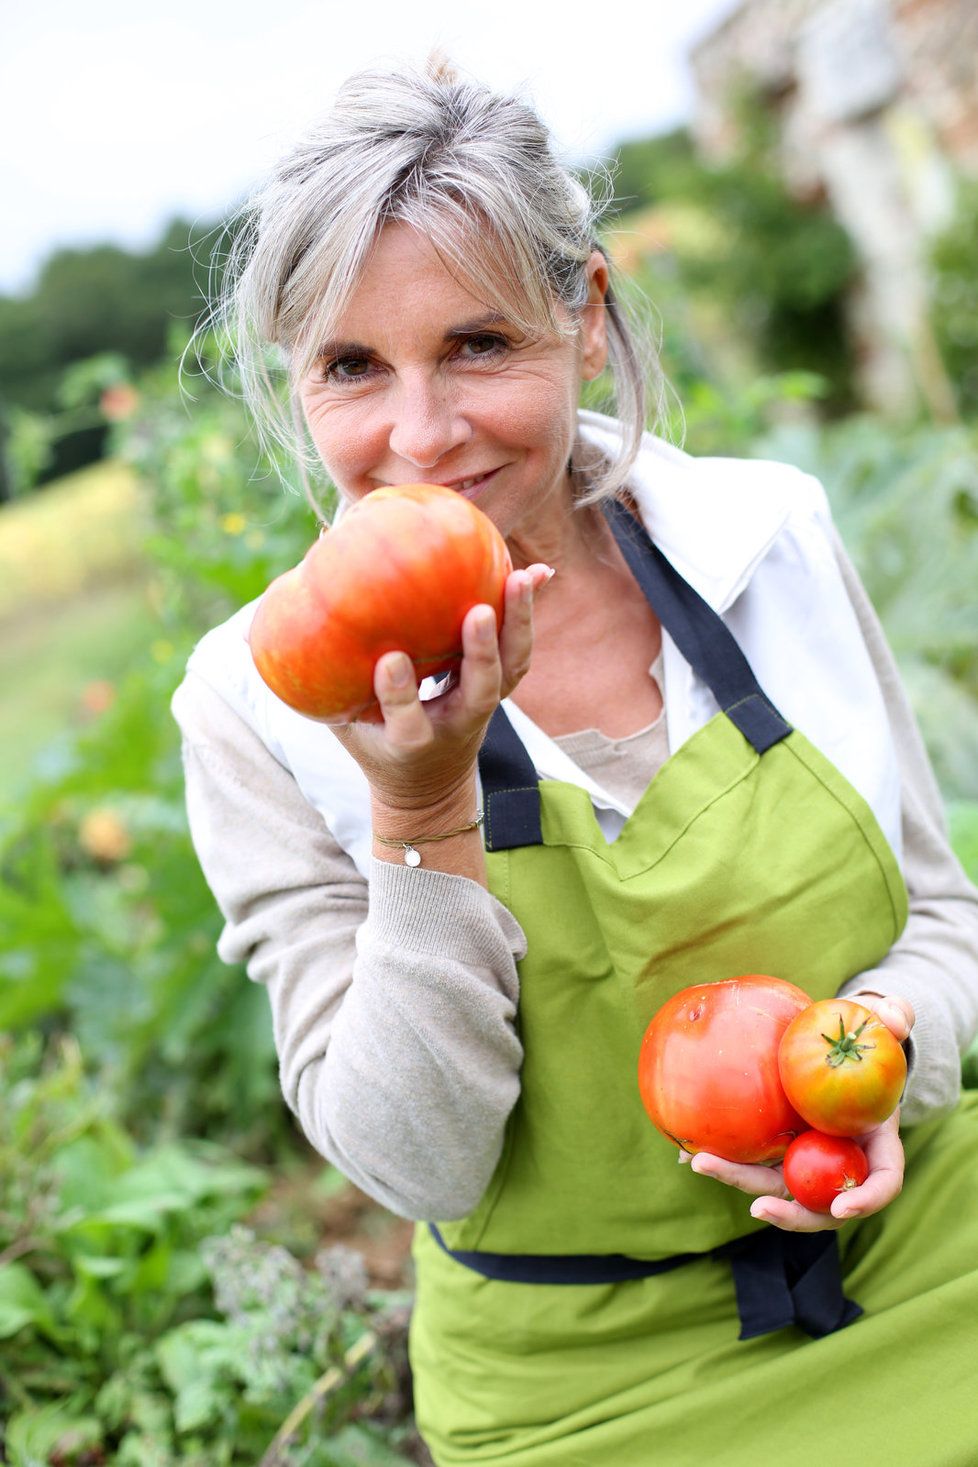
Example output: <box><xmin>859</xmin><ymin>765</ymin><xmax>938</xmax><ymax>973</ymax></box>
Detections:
<box><xmin>637</xmin><ymin>974</ymin><xmax>811</xmax><ymax>1164</ymax></box>
<box><xmin>248</xmin><ymin>483</ymin><xmax>512</xmax><ymax>722</ymax></box>
<box><xmin>778</xmin><ymin>998</ymin><xmax>907</xmax><ymax>1138</ymax></box>
<box><xmin>782</xmin><ymin>1130</ymin><xmax>870</xmax><ymax>1213</ymax></box>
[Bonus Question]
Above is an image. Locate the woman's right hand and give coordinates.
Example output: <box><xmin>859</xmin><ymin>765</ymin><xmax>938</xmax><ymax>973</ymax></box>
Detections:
<box><xmin>328</xmin><ymin>563</ymin><xmax>552</xmax><ymax>821</ymax></box>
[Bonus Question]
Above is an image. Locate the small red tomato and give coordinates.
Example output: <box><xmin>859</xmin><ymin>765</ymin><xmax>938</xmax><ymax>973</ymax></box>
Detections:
<box><xmin>782</xmin><ymin>1130</ymin><xmax>869</xmax><ymax>1213</ymax></box>
<box><xmin>637</xmin><ymin>974</ymin><xmax>810</xmax><ymax>1164</ymax></box>
<box><xmin>778</xmin><ymin>998</ymin><xmax>907</xmax><ymax>1137</ymax></box>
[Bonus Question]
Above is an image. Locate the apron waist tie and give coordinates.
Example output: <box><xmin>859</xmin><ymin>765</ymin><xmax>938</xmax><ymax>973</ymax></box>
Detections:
<box><xmin>428</xmin><ymin>1224</ymin><xmax>862</xmax><ymax>1341</ymax></box>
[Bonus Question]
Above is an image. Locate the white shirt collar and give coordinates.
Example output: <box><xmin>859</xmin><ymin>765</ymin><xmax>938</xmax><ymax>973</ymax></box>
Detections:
<box><xmin>576</xmin><ymin>410</ymin><xmax>793</xmax><ymax>614</ymax></box>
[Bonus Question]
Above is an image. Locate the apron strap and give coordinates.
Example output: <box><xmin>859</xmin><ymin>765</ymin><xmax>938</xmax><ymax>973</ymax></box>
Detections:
<box><xmin>428</xmin><ymin>1223</ymin><xmax>862</xmax><ymax>1341</ymax></box>
<box><xmin>428</xmin><ymin>1223</ymin><xmax>698</xmax><ymax>1284</ymax></box>
<box><xmin>480</xmin><ymin>704</ymin><xmax>544</xmax><ymax>852</ymax></box>
<box><xmin>478</xmin><ymin>496</ymin><xmax>792</xmax><ymax>851</ymax></box>
<box><xmin>602</xmin><ymin>498</ymin><xmax>791</xmax><ymax>755</ymax></box>
<box><xmin>714</xmin><ymin>1228</ymin><xmax>863</xmax><ymax>1340</ymax></box>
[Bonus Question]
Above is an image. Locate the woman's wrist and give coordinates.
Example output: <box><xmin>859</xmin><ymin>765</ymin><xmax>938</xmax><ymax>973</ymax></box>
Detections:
<box><xmin>370</xmin><ymin>771</ymin><xmax>478</xmax><ymax>831</ymax></box>
<box><xmin>370</xmin><ymin>778</ymin><xmax>487</xmax><ymax>881</ymax></box>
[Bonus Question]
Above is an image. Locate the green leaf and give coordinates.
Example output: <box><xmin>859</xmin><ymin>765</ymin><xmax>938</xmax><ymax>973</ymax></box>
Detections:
<box><xmin>4</xmin><ymin>1402</ymin><xmax>103</xmax><ymax>1467</ymax></box>
<box><xmin>171</xmin><ymin>1375</ymin><xmax>229</xmax><ymax>1435</ymax></box>
<box><xmin>71</xmin><ymin>1252</ymin><xmax>131</xmax><ymax>1279</ymax></box>
<box><xmin>156</xmin><ymin>1317</ymin><xmax>239</xmax><ymax>1392</ymax></box>
<box><xmin>322</xmin><ymin>1423</ymin><xmax>419</xmax><ymax>1466</ymax></box>
<box><xmin>64</xmin><ymin>1269</ymin><xmax>124</xmax><ymax>1336</ymax></box>
<box><xmin>0</xmin><ymin>1262</ymin><xmax>67</xmax><ymax>1343</ymax></box>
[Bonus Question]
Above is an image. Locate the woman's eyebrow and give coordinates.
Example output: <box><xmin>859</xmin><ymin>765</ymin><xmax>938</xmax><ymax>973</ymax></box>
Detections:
<box><xmin>316</xmin><ymin>314</ymin><xmax>511</xmax><ymax>359</ymax></box>
<box><xmin>446</xmin><ymin>313</ymin><xmax>510</xmax><ymax>336</ymax></box>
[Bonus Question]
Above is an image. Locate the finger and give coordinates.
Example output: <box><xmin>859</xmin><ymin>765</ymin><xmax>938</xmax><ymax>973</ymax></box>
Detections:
<box><xmin>875</xmin><ymin>995</ymin><xmax>915</xmax><ymax>1041</ymax></box>
<box><xmin>830</xmin><ymin>1116</ymin><xmax>904</xmax><ymax>1220</ymax></box>
<box><xmin>527</xmin><ymin>562</ymin><xmax>556</xmax><ymax>593</ymax></box>
<box><xmin>497</xmin><ymin>569</ymin><xmax>536</xmax><ymax>697</ymax></box>
<box><xmin>852</xmin><ymin>991</ymin><xmax>915</xmax><ymax>1041</ymax></box>
<box><xmin>372</xmin><ymin>651</ymin><xmax>432</xmax><ymax>750</ymax></box>
<box><xmin>454</xmin><ymin>603</ymin><xmax>505</xmax><ymax>718</ymax></box>
<box><xmin>688</xmin><ymin>1152</ymin><xmax>791</xmax><ymax>1201</ymax></box>
<box><xmin>750</xmin><ymin>1195</ymin><xmax>845</xmax><ymax>1233</ymax></box>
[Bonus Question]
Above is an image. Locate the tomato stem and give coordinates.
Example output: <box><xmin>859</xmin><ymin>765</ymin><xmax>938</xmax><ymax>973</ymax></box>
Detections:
<box><xmin>821</xmin><ymin>1016</ymin><xmax>876</xmax><ymax>1068</ymax></box>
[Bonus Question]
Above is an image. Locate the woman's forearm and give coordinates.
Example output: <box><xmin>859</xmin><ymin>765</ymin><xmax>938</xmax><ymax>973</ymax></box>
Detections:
<box><xmin>173</xmin><ymin>671</ymin><xmax>526</xmax><ymax>1217</ymax></box>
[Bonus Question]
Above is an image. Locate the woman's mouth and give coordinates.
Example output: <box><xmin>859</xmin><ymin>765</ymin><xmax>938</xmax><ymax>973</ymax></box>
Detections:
<box><xmin>453</xmin><ymin>467</ymin><xmax>499</xmax><ymax>498</ymax></box>
<box><xmin>375</xmin><ymin>467</ymin><xmax>502</xmax><ymax>498</ymax></box>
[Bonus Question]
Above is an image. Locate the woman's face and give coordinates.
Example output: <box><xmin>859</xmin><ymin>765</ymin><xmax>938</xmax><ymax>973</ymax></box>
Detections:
<box><xmin>298</xmin><ymin>222</ymin><xmax>608</xmax><ymax>545</ymax></box>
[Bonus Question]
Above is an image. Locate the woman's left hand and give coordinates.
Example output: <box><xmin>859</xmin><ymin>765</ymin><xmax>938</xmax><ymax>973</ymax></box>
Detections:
<box><xmin>680</xmin><ymin>992</ymin><xmax>915</xmax><ymax>1232</ymax></box>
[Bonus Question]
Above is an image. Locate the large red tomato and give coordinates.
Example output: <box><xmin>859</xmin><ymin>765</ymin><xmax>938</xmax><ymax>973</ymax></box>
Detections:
<box><xmin>637</xmin><ymin>975</ymin><xmax>811</xmax><ymax>1164</ymax></box>
<box><xmin>248</xmin><ymin>484</ymin><xmax>512</xmax><ymax>722</ymax></box>
<box><xmin>777</xmin><ymin>998</ymin><xmax>906</xmax><ymax>1138</ymax></box>
<box><xmin>782</xmin><ymin>1130</ymin><xmax>869</xmax><ymax>1213</ymax></box>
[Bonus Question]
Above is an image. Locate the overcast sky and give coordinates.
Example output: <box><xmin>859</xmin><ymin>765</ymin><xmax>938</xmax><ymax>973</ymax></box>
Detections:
<box><xmin>1</xmin><ymin>0</ymin><xmax>740</xmax><ymax>296</ymax></box>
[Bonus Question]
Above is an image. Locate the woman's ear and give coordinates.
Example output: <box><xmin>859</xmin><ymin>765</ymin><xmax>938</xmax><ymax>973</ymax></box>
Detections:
<box><xmin>580</xmin><ymin>250</ymin><xmax>610</xmax><ymax>382</ymax></box>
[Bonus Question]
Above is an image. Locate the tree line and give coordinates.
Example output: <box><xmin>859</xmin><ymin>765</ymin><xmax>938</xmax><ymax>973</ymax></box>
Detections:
<box><xmin>0</xmin><ymin>216</ymin><xmax>226</xmax><ymax>495</ymax></box>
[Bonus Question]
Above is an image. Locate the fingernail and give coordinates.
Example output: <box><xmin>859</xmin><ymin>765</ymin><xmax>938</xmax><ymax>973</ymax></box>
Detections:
<box><xmin>677</xmin><ymin>1149</ymin><xmax>691</xmax><ymax>1164</ymax></box>
<box><xmin>387</xmin><ymin>655</ymin><xmax>411</xmax><ymax>687</ymax></box>
<box><xmin>750</xmin><ymin>1203</ymin><xmax>770</xmax><ymax>1222</ymax></box>
<box><xmin>540</xmin><ymin>565</ymin><xmax>556</xmax><ymax>583</ymax></box>
<box><xmin>834</xmin><ymin>1206</ymin><xmax>855</xmax><ymax>1220</ymax></box>
<box><xmin>518</xmin><ymin>573</ymin><xmax>533</xmax><ymax>604</ymax></box>
<box><xmin>475</xmin><ymin>607</ymin><xmax>496</xmax><ymax>639</ymax></box>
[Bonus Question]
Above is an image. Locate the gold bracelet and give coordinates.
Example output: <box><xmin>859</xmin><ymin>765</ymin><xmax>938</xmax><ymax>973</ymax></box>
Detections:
<box><xmin>374</xmin><ymin>812</ymin><xmax>485</xmax><ymax>867</ymax></box>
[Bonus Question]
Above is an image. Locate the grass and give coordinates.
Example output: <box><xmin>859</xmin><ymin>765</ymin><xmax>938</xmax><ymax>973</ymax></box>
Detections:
<box><xmin>0</xmin><ymin>580</ymin><xmax>160</xmax><ymax>804</ymax></box>
<box><xmin>0</xmin><ymin>459</ymin><xmax>143</xmax><ymax>619</ymax></box>
<box><xmin>0</xmin><ymin>460</ymin><xmax>156</xmax><ymax>804</ymax></box>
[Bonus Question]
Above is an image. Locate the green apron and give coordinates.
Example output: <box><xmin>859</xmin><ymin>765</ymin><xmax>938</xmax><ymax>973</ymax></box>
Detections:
<box><xmin>409</xmin><ymin>502</ymin><xmax>978</xmax><ymax>1466</ymax></box>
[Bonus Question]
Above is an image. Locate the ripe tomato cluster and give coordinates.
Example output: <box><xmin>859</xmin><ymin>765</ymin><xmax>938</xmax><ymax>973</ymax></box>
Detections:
<box><xmin>777</xmin><ymin>997</ymin><xmax>906</xmax><ymax>1211</ymax></box>
<box><xmin>637</xmin><ymin>978</ymin><xmax>907</xmax><ymax>1213</ymax></box>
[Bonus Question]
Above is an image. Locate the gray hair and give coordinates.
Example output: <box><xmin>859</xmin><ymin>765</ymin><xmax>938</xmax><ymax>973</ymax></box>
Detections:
<box><xmin>199</xmin><ymin>55</ymin><xmax>663</xmax><ymax>513</ymax></box>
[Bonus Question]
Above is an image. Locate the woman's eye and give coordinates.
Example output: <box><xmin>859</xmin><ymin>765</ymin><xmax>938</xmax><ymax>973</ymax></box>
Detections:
<box><xmin>460</xmin><ymin>334</ymin><xmax>508</xmax><ymax>360</ymax></box>
<box><xmin>320</xmin><ymin>356</ymin><xmax>375</xmax><ymax>384</ymax></box>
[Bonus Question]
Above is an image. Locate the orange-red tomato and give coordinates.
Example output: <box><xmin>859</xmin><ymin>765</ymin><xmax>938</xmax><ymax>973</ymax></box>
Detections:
<box><xmin>778</xmin><ymin>998</ymin><xmax>907</xmax><ymax>1138</ymax></box>
<box><xmin>637</xmin><ymin>975</ymin><xmax>811</xmax><ymax>1164</ymax></box>
<box><xmin>248</xmin><ymin>483</ymin><xmax>512</xmax><ymax>722</ymax></box>
<box><xmin>782</xmin><ymin>1130</ymin><xmax>869</xmax><ymax>1213</ymax></box>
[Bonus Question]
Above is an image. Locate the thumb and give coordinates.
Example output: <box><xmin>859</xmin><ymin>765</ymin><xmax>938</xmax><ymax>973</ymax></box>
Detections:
<box><xmin>857</xmin><ymin>992</ymin><xmax>915</xmax><ymax>1042</ymax></box>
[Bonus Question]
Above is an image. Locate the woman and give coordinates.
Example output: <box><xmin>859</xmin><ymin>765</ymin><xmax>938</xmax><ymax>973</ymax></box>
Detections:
<box><xmin>173</xmin><ymin>58</ymin><xmax>978</xmax><ymax>1466</ymax></box>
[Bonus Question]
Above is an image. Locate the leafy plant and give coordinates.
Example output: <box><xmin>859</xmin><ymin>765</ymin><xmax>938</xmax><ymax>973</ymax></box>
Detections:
<box><xmin>0</xmin><ymin>339</ymin><xmax>318</xmax><ymax>1153</ymax></box>
<box><xmin>753</xmin><ymin>415</ymin><xmax>978</xmax><ymax>800</ymax></box>
<box><xmin>0</xmin><ymin>1036</ymin><xmax>418</xmax><ymax>1465</ymax></box>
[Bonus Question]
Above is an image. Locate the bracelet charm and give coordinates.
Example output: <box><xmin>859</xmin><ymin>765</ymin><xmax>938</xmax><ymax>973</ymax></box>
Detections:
<box><xmin>375</xmin><ymin>812</ymin><xmax>485</xmax><ymax>866</ymax></box>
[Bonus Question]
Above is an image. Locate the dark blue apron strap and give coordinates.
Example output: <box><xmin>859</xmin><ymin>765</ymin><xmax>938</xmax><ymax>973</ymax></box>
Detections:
<box><xmin>715</xmin><ymin>1228</ymin><xmax>863</xmax><ymax>1340</ymax></box>
<box><xmin>430</xmin><ymin>1223</ymin><xmax>861</xmax><ymax>1340</ymax></box>
<box><xmin>480</xmin><ymin>704</ymin><xmax>543</xmax><ymax>852</ymax></box>
<box><xmin>428</xmin><ymin>1224</ymin><xmax>699</xmax><ymax>1284</ymax></box>
<box><xmin>602</xmin><ymin>497</ymin><xmax>792</xmax><ymax>755</ymax></box>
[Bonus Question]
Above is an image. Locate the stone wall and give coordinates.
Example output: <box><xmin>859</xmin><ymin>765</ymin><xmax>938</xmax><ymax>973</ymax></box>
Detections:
<box><xmin>688</xmin><ymin>0</ymin><xmax>974</xmax><ymax>415</ymax></box>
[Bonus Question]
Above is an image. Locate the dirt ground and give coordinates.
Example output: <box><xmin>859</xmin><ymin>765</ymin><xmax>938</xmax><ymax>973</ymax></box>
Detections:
<box><xmin>249</xmin><ymin>1158</ymin><xmax>417</xmax><ymax>1287</ymax></box>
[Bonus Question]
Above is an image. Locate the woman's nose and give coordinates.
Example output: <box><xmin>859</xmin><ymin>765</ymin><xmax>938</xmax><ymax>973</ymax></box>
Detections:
<box><xmin>388</xmin><ymin>375</ymin><xmax>471</xmax><ymax>468</ymax></box>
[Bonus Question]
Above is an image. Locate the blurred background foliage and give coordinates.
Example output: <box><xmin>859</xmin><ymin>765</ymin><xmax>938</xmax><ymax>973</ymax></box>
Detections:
<box><xmin>2</xmin><ymin>93</ymin><xmax>978</xmax><ymax>1463</ymax></box>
